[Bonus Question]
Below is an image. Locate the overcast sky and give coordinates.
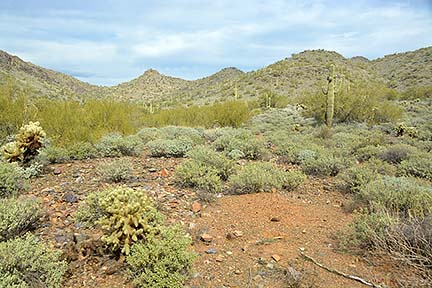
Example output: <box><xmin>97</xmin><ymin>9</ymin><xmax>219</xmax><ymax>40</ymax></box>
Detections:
<box><xmin>0</xmin><ymin>0</ymin><xmax>431</xmax><ymax>86</ymax></box>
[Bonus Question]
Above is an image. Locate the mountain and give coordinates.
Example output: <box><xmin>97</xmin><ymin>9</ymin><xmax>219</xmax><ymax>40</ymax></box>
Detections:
<box><xmin>0</xmin><ymin>50</ymin><xmax>102</xmax><ymax>100</ymax></box>
<box><xmin>0</xmin><ymin>46</ymin><xmax>431</xmax><ymax>105</ymax></box>
<box><xmin>371</xmin><ymin>46</ymin><xmax>432</xmax><ymax>91</ymax></box>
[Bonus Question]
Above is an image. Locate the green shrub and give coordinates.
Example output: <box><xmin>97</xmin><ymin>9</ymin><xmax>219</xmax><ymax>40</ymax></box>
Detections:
<box><xmin>186</xmin><ymin>146</ymin><xmax>234</xmax><ymax>180</ymax></box>
<box><xmin>39</xmin><ymin>146</ymin><xmax>71</xmax><ymax>164</ymax></box>
<box><xmin>339</xmin><ymin>211</ymin><xmax>394</xmax><ymax>250</ymax></box>
<box><xmin>127</xmin><ymin>225</ymin><xmax>195</xmax><ymax>288</ymax></box>
<box><xmin>175</xmin><ymin>146</ymin><xmax>234</xmax><ymax>194</ymax></box>
<box><xmin>354</xmin><ymin>145</ymin><xmax>385</xmax><ymax>162</ymax></box>
<box><xmin>0</xmin><ymin>162</ymin><xmax>27</xmax><ymax>198</ymax></box>
<box><xmin>96</xmin><ymin>134</ymin><xmax>143</xmax><ymax>157</ymax></box>
<box><xmin>0</xmin><ymin>234</ymin><xmax>67</xmax><ymax>288</ymax></box>
<box><xmin>228</xmin><ymin>162</ymin><xmax>305</xmax><ymax>194</ymax></box>
<box><xmin>67</xmin><ymin>142</ymin><xmax>97</xmax><ymax>160</ymax></box>
<box><xmin>378</xmin><ymin>144</ymin><xmax>417</xmax><ymax>164</ymax></box>
<box><xmin>0</xmin><ymin>197</ymin><xmax>42</xmax><ymax>241</ymax></box>
<box><xmin>357</xmin><ymin>176</ymin><xmax>432</xmax><ymax>217</ymax></box>
<box><xmin>338</xmin><ymin>165</ymin><xmax>379</xmax><ymax>194</ymax></box>
<box><xmin>301</xmin><ymin>153</ymin><xmax>351</xmax><ymax>177</ymax></box>
<box><xmin>159</xmin><ymin>126</ymin><xmax>205</xmax><ymax>144</ymax></box>
<box><xmin>213</xmin><ymin>128</ymin><xmax>264</xmax><ymax>160</ymax></box>
<box><xmin>97</xmin><ymin>159</ymin><xmax>132</xmax><ymax>183</ymax></box>
<box><xmin>76</xmin><ymin>187</ymin><xmax>164</xmax><ymax>254</ymax></box>
<box><xmin>136</xmin><ymin>128</ymin><xmax>162</xmax><ymax>144</ymax></box>
<box><xmin>399</xmin><ymin>153</ymin><xmax>432</xmax><ymax>180</ymax></box>
<box><xmin>146</xmin><ymin>139</ymin><xmax>193</xmax><ymax>158</ymax></box>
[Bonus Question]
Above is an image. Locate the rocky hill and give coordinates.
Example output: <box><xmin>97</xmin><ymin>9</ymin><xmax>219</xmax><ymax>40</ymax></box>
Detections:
<box><xmin>0</xmin><ymin>46</ymin><xmax>430</xmax><ymax>105</ymax></box>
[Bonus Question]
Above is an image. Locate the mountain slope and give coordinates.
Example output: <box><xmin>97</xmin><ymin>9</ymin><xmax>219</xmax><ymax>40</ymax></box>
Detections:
<box><xmin>1</xmin><ymin>46</ymin><xmax>431</xmax><ymax>105</ymax></box>
<box><xmin>371</xmin><ymin>46</ymin><xmax>432</xmax><ymax>91</ymax></box>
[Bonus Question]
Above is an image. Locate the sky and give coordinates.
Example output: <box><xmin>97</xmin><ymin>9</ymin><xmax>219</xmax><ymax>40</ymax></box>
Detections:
<box><xmin>0</xmin><ymin>0</ymin><xmax>431</xmax><ymax>86</ymax></box>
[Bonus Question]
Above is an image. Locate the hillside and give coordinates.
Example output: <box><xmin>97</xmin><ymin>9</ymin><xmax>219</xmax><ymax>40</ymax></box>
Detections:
<box><xmin>1</xmin><ymin>47</ymin><xmax>431</xmax><ymax>105</ymax></box>
<box><xmin>0</xmin><ymin>50</ymin><xmax>103</xmax><ymax>100</ymax></box>
<box><xmin>371</xmin><ymin>46</ymin><xmax>432</xmax><ymax>91</ymax></box>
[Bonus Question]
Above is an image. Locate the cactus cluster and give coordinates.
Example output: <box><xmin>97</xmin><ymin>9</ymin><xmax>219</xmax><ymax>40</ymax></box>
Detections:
<box><xmin>81</xmin><ymin>187</ymin><xmax>164</xmax><ymax>255</ymax></box>
<box><xmin>1</xmin><ymin>121</ymin><xmax>46</xmax><ymax>163</ymax></box>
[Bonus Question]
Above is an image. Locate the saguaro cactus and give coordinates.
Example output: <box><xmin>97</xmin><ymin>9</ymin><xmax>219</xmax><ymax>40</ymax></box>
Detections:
<box><xmin>322</xmin><ymin>64</ymin><xmax>344</xmax><ymax>127</ymax></box>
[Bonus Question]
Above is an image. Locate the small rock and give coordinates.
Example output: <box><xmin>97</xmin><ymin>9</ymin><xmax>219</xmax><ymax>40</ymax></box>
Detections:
<box><xmin>192</xmin><ymin>201</ymin><xmax>201</xmax><ymax>213</ymax></box>
<box><xmin>75</xmin><ymin>176</ymin><xmax>84</xmax><ymax>183</ymax></box>
<box><xmin>205</xmin><ymin>248</ymin><xmax>217</xmax><ymax>254</ymax></box>
<box><xmin>62</xmin><ymin>192</ymin><xmax>78</xmax><ymax>203</ymax></box>
<box><xmin>271</xmin><ymin>254</ymin><xmax>281</xmax><ymax>262</ymax></box>
<box><xmin>54</xmin><ymin>235</ymin><xmax>67</xmax><ymax>243</ymax></box>
<box><xmin>326</xmin><ymin>199</ymin><xmax>331</xmax><ymax>204</ymax></box>
<box><xmin>215</xmin><ymin>255</ymin><xmax>223</xmax><ymax>262</ymax></box>
<box><xmin>148</xmin><ymin>168</ymin><xmax>157</xmax><ymax>172</ymax></box>
<box><xmin>226</xmin><ymin>251</ymin><xmax>233</xmax><ymax>255</ymax></box>
<box><xmin>233</xmin><ymin>230</ymin><xmax>243</xmax><ymax>237</ymax></box>
<box><xmin>53</xmin><ymin>169</ymin><xmax>62</xmax><ymax>175</ymax></box>
<box><xmin>270</xmin><ymin>217</ymin><xmax>280</xmax><ymax>222</ymax></box>
<box><xmin>253</xmin><ymin>274</ymin><xmax>263</xmax><ymax>281</ymax></box>
<box><xmin>266</xmin><ymin>263</ymin><xmax>274</xmax><ymax>269</ymax></box>
<box><xmin>302</xmin><ymin>229</ymin><xmax>306</xmax><ymax>234</ymax></box>
<box><xmin>161</xmin><ymin>168</ymin><xmax>169</xmax><ymax>177</ymax></box>
<box><xmin>299</xmin><ymin>247</ymin><xmax>305</xmax><ymax>252</ymax></box>
<box><xmin>201</xmin><ymin>233</ymin><xmax>213</xmax><ymax>243</ymax></box>
<box><xmin>188</xmin><ymin>222</ymin><xmax>197</xmax><ymax>230</ymax></box>
<box><xmin>234</xmin><ymin>269</ymin><xmax>242</xmax><ymax>275</ymax></box>
<box><xmin>41</xmin><ymin>187</ymin><xmax>55</xmax><ymax>194</ymax></box>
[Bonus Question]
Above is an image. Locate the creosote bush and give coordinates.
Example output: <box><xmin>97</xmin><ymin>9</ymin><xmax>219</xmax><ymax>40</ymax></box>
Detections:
<box><xmin>378</xmin><ymin>144</ymin><xmax>418</xmax><ymax>164</ymax></box>
<box><xmin>213</xmin><ymin>128</ymin><xmax>265</xmax><ymax>160</ymax></box>
<box><xmin>0</xmin><ymin>197</ymin><xmax>42</xmax><ymax>241</ymax></box>
<box><xmin>356</xmin><ymin>176</ymin><xmax>432</xmax><ymax>218</ymax></box>
<box><xmin>175</xmin><ymin>146</ymin><xmax>234</xmax><ymax>194</ymax></box>
<box><xmin>127</xmin><ymin>225</ymin><xmax>195</xmax><ymax>288</ymax></box>
<box><xmin>301</xmin><ymin>153</ymin><xmax>351</xmax><ymax>177</ymax></box>
<box><xmin>228</xmin><ymin>162</ymin><xmax>305</xmax><ymax>194</ymax></box>
<box><xmin>77</xmin><ymin>187</ymin><xmax>164</xmax><ymax>255</ymax></box>
<box><xmin>398</xmin><ymin>153</ymin><xmax>432</xmax><ymax>180</ymax></box>
<box><xmin>0</xmin><ymin>162</ymin><xmax>27</xmax><ymax>198</ymax></box>
<box><xmin>97</xmin><ymin>159</ymin><xmax>132</xmax><ymax>183</ymax></box>
<box><xmin>146</xmin><ymin>139</ymin><xmax>193</xmax><ymax>158</ymax></box>
<box><xmin>96</xmin><ymin>134</ymin><xmax>143</xmax><ymax>157</ymax></box>
<box><xmin>0</xmin><ymin>233</ymin><xmax>67</xmax><ymax>288</ymax></box>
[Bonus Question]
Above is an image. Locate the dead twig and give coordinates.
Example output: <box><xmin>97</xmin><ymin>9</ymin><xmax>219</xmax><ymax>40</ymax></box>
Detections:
<box><xmin>300</xmin><ymin>252</ymin><xmax>385</xmax><ymax>288</ymax></box>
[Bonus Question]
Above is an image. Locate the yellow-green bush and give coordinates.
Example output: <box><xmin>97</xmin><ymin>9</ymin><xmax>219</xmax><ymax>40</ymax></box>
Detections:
<box><xmin>97</xmin><ymin>159</ymin><xmax>132</xmax><ymax>183</ymax></box>
<box><xmin>0</xmin><ymin>162</ymin><xmax>27</xmax><ymax>198</ymax></box>
<box><xmin>76</xmin><ymin>187</ymin><xmax>164</xmax><ymax>255</ymax></box>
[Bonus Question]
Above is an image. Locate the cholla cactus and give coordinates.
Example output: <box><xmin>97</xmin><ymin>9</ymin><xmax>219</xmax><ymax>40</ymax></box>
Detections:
<box><xmin>1</xmin><ymin>121</ymin><xmax>46</xmax><ymax>163</ymax></box>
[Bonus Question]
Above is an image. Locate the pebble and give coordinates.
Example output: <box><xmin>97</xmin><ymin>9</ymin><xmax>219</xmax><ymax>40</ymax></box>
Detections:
<box><xmin>148</xmin><ymin>168</ymin><xmax>157</xmax><ymax>172</ymax></box>
<box><xmin>270</xmin><ymin>217</ymin><xmax>281</xmax><ymax>222</ymax></box>
<box><xmin>201</xmin><ymin>233</ymin><xmax>213</xmax><ymax>243</ymax></box>
<box><xmin>215</xmin><ymin>255</ymin><xmax>223</xmax><ymax>262</ymax></box>
<box><xmin>53</xmin><ymin>169</ymin><xmax>62</xmax><ymax>175</ymax></box>
<box><xmin>192</xmin><ymin>201</ymin><xmax>201</xmax><ymax>213</ymax></box>
<box><xmin>205</xmin><ymin>248</ymin><xmax>218</xmax><ymax>254</ymax></box>
<box><xmin>271</xmin><ymin>254</ymin><xmax>281</xmax><ymax>262</ymax></box>
<box><xmin>62</xmin><ymin>192</ymin><xmax>78</xmax><ymax>203</ymax></box>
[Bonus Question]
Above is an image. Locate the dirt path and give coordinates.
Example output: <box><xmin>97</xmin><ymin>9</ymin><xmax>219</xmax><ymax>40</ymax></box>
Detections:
<box><xmin>26</xmin><ymin>156</ymin><xmax>393</xmax><ymax>287</ymax></box>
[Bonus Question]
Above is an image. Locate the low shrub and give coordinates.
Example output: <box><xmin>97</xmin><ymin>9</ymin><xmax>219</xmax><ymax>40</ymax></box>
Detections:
<box><xmin>0</xmin><ymin>233</ymin><xmax>67</xmax><ymax>288</ymax></box>
<box><xmin>378</xmin><ymin>144</ymin><xmax>417</xmax><ymax>164</ymax></box>
<box><xmin>96</xmin><ymin>134</ymin><xmax>143</xmax><ymax>157</ymax></box>
<box><xmin>339</xmin><ymin>211</ymin><xmax>394</xmax><ymax>250</ymax></box>
<box><xmin>76</xmin><ymin>187</ymin><xmax>164</xmax><ymax>254</ymax></box>
<box><xmin>39</xmin><ymin>146</ymin><xmax>70</xmax><ymax>164</ymax></box>
<box><xmin>354</xmin><ymin>145</ymin><xmax>386</xmax><ymax>162</ymax></box>
<box><xmin>67</xmin><ymin>141</ymin><xmax>97</xmax><ymax>160</ymax></box>
<box><xmin>186</xmin><ymin>146</ymin><xmax>234</xmax><ymax>180</ymax></box>
<box><xmin>146</xmin><ymin>139</ymin><xmax>193</xmax><ymax>158</ymax></box>
<box><xmin>136</xmin><ymin>127</ymin><xmax>162</xmax><ymax>144</ymax></box>
<box><xmin>0</xmin><ymin>197</ymin><xmax>42</xmax><ymax>241</ymax></box>
<box><xmin>159</xmin><ymin>126</ymin><xmax>205</xmax><ymax>144</ymax></box>
<box><xmin>399</xmin><ymin>153</ymin><xmax>432</xmax><ymax>180</ymax></box>
<box><xmin>357</xmin><ymin>176</ymin><xmax>432</xmax><ymax>217</ymax></box>
<box><xmin>127</xmin><ymin>225</ymin><xmax>196</xmax><ymax>288</ymax></box>
<box><xmin>301</xmin><ymin>153</ymin><xmax>351</xmax><ymax>177</ymax></box>
<box><xmin>0</xmin><ymin>162</ymin><xmax>27</xmax><ymax>198</ymax></box>
<box><xmin>228</xmin><ymin>162</ymin><xmax>305</xmax><ymax>194</ymax></box>
<box><xmin>97</xmin><ymin>159</ymin><xmax>132</xmax><ymax>183</ymax></box>
<box><xmin>213</xmin><ymin>128</ymin><xmax>264</xmax><ymax>160</ymax></box>
<box><xmin>338</xmin><ymin>165</ymin><xmax>379</xmax><ymax>194</ymax></box>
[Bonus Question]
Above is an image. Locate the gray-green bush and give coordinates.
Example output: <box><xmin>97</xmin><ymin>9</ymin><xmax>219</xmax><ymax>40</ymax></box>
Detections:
<box><xmin>146</xmin><ymin>139</ymin><xmax>193</xmax><ymax>158</ymax></box>
<box><xmin>127</xmin><ymin>225</ymin><xmax>196</xmax><ymax>288</ymax></box>
<box><xmin>0</xmin><ymin>162</ymin><xmax>27</xmax><ymax>198</ymax></box>
<box><xmin>0</xmin><ymin>234</ymin><xmax>67</xmax><ymax>288</ymax></box>
<box><xmin>0</xmin><ymin>197</ymin><xmax>42</xmax><ymax>241</ymax></box>
<box><xmin>97</xmin><ymin>158</ymin><xmax>132</xmax><ymax>183</ymax></box>
<box><xmin>228</xmin><ymin>162</ymin><xmax>305</xmax><ymax>194</ymax></box>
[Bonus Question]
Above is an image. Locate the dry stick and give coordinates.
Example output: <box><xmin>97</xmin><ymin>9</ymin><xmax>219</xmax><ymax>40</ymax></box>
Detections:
<box><xmin>300</xmin><ymin>252</ymin><xmax>385</xmax><ymax>288</ymax></box>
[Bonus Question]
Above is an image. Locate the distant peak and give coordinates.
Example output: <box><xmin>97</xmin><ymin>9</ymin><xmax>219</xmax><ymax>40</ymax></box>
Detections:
<box><xmin>143</xmin><ymin>68</ymin><xmax>161</xmax><ymax>75</ymax></box>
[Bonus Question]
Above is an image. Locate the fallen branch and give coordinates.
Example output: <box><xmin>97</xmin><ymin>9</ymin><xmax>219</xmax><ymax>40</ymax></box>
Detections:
<box><xmin>300</xmin><ymin>252</ymin><xmax>385</xmax><ymax>288</ymax></box>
